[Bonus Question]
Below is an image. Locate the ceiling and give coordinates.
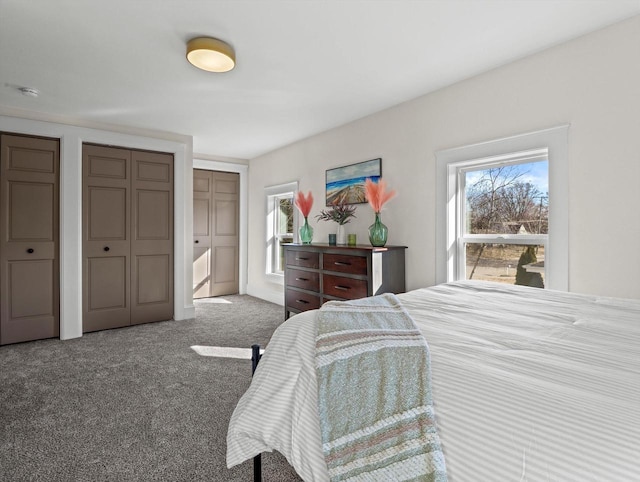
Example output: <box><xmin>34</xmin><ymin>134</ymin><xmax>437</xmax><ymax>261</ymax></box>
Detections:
<box><xmin>1</xmin><ymin>1</ymin><xmax>639</xmax><ymax>160</ymax></box>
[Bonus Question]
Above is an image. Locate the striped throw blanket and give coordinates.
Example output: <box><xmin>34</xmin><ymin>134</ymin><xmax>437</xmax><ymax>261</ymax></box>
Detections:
<box><xmin>315</xmin><ymin>293</ymin><xmax>447</xmax><ymax>482</ymax></box>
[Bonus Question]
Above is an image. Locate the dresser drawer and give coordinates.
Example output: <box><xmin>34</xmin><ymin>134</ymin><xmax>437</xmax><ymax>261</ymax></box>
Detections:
<box><xmin>323</xmin><ymin>274</ymin><xmax>368</xmax><ymax>300</ymax></box>
<box><xmin>285</xmin><ymin>250</ymin><xmax>319</xmax><ymax>269</ymax></box>
<box><xmin>286</xmin><ymin>268</ymin><xmax>320</xmax><ymax>292</ymax></box>
<box><xmin>285</xmin><ymin>289</ymin><xmax>321</xmax><ymax>312</ymax></box>
<box><xmin>323</xmin><ymin>253</ymin><xmax>367</xmax><ymax>275</ymax></box>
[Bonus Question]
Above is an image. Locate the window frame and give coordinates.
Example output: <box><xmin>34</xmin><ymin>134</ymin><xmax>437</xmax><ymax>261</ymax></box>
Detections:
<box><xmin>273</xmin><ymin>193</ymin><xmax>294</xmax><ymax>272</ymax></box>
<box><xmin>456</xmin><ymin>150</ymin><xmax>549</xmax><ymax>281</ymax></box>
<box><xmin>436</xmin><ymin>125</ymin><xmax>569</xmax><ymax>291</ymax></box>
<box><xmin>265</xmin><ymin>181</ymin><xmax>299</xmax><ymax>282</ymax></box>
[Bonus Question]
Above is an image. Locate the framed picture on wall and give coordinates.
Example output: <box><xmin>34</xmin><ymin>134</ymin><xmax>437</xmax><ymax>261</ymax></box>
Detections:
<box><xmin>325</xmin><ymin>158</ymin><xmax>381</xmax><ymax>205</ymax></box>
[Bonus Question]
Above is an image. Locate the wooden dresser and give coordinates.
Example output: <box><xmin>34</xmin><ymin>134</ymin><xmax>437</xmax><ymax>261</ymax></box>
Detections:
<box><xmin>283</xmin><ymin>243</ymin><xmax>407</xmax><ymax>319</ymax></box>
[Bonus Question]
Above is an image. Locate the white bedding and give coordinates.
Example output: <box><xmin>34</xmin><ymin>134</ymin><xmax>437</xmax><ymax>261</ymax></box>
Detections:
<box><xmin>227</xmin><ymin>281</ymin><xmax>640</xmax><ymax>481</ymax></box>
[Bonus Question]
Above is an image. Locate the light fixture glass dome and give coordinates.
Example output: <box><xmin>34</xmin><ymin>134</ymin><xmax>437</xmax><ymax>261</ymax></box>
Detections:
<box><xmin>186</xmin><ymin>37</ymin><xmax>235</xmax><ymax>73</ymax></box>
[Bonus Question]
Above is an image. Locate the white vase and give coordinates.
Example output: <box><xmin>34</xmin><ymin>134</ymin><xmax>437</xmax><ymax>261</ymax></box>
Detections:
<box><xmin>336</xmin><ymin>224</ymin><xmax>347</xmax><ymax>245</ymax></box>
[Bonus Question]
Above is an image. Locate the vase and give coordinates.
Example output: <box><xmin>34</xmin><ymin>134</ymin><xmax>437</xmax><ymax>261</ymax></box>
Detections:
<box><xmin>299</xmin><ymin>217</ymin><xmax>313</xmax><ymax>244</ymax></box>
<box><xmin>368</xmin><ymin>212</ymin><xmax>388</xmax><ymax>247</ymax></box>
<box><xmin>336</xmin><ymin>224</ymin><xmax>347</xmax><ymax>245</ymax></box>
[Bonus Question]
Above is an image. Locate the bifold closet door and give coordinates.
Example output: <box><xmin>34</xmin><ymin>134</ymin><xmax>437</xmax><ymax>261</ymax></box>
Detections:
<box><xmin>211</xmin><ymin>171</ymin><xmax>239</xmax><ymax>296</ymax></box>
<box><xmin>193</xmin><ymin>169</ymin><xmax>212</xmax><ymax>298</ymax></box>
<box><xmin>130</xmin><ymin>150</ymin><xmax>173</xmax><ymax>325</ymax></box>
<box><xmin>193</xmin><ymin>169</ymin><xmax>238</xmax><ymax>298</ymax></box>
<box><xmin>0</xmin><ymin>134</ymin><xmax>60</xmax><ymax>345</ymax></box>
<box><xmin>83</xmin><ymin>144</ymin><xmax>173</xmax><ymax>332</ymax></box>
<box><xmin>83</xmin><ymin>145</ymin><xmax>131</xmax><ymax>331</ymax></box>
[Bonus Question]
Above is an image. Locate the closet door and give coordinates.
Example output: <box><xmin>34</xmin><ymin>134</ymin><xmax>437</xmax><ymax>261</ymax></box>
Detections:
<box><xmin>193</xmin><ymin>169</ymin><xmax>212</xmax><ymax>299</ymax></box>
<box><xmin>210</xmin><ymin>171</ymin><xmax>239</xmax><ymax>296</ymax></box>
<box><xmin>131</xmin><ymin>150</ymin><xmax>173</xmax><ymax>324</ymax></box>
<box><xmin>0</xmin><ymin>134</ymin><xmax>59</xmax><ymax>345</ymax></box>
<box><xmin>192</xmin><ymin>170</ymin><xmax>239</xmax><ymax>298</ymax></box>
<box><xmin>82</xmin><ymin>145</ymin><xmax>131</xmax><ymax>332</ymax></box>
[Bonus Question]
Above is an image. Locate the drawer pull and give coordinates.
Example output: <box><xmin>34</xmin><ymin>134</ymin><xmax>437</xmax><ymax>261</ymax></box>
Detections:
<box><xmin>296</xmin><ymin>299</ymin><xmax>310</xmax><ymax>304</ymax></box>
<box><xmin>295</xmin><ymin>256</ymin><xmax>309</xmax><ymax>261</ymax></box>
<box><xmin>334</xmin><ymin>285</ymin><xmax>351</xmax><ymax>291</ymax></box>
<box><xmin>334</xmin><ymin>261</ymin><xmax>351</xmax><ymax>266</ymax></box>
<box><xmin>295</xmin><ymin>277</ymin><xmax>309</xmax><ymax>282</ymax></box>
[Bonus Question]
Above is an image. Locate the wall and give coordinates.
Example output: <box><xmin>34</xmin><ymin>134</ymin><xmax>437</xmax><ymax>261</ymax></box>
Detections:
<box><xmin>0</xmin><ymin>115</ymin><xmax>196</xmax><ymax>339</ymax></box>
<box><xmin>247</xmin><ymin>15</ymin><xmax>640</xmax><ymax>301</ymax></box>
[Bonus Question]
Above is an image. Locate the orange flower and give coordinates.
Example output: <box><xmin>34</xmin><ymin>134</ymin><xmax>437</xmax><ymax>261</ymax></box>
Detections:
<box><xmin>294</xmin><ymin>190</ymin><xmax>314</xmax><ymax>217</ymax></box>
<box><xmin>365</xmin><ymin>178</ymin><xmax>396</xmax><ymax>213</ymax></box>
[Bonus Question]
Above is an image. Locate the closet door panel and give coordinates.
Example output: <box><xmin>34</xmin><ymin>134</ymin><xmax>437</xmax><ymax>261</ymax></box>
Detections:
<box><xmin>82</xmin><ymin>145</ymin><xmax>131</xmax><ymax>332</ymax></box>
<box><xmin>130</xmin><ymin>150</ymin><xmax>173</xmax><ymax>325</ymax></box>
<box><xmin>213</xmin><ymin>246</ymin><xmax>237</xmax><ymax>283</ymax></box>
<box><xmin>136</xmin><ymin>190</ymin><xmax>170</xmax><ymax>239</ymax></box>
<box><xmin>0</xmin><ymin>134</ymin><xmax>59</xmax><ymax>345</ymax></box>
<box><xmin>87</xmin><ymin>256</ymin><xmax>127</xmax><ymax>310</ymax></box>
<box><xmin>88</xmin><ymin>187</ymin><xmax>127</xmax><ymax>239</ymax></box>
<box><xmin>193</xmin><ymin>170</ymin><xmax>212</xmax><ymax>299</ymax></box>
<box><xmin>8</xmin><ymin>260</ymin><xmax>54</xmax><ymax>319</ymax></box>
<box><xmin>210</xmin><ymin>172</ymin><xmax>239</xmax><ymax>296</ymax></box>
<box><xmin>136</xmin><ymin>255</ymin><xmax>170</xmax><ymax>303</ymax></box>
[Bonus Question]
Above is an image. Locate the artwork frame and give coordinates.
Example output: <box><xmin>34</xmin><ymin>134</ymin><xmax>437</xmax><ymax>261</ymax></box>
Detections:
<box><xmin>325</xmin><ymin>158</ymin><xmax>381</xmax><ymax>206</ymax></box>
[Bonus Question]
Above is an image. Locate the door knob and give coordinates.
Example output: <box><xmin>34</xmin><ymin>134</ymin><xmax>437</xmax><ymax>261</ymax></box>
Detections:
<box><xmin>27</xmin><ymin>248</ymin><xmax>34</xmax><ymax>254</ymax></box>
<box><xmin>195</xmin><ymin>240</ymin><xmax>199</xmax><ymax>243</ymax></box>
<box><xmin>104</xmin><ymin>246</ymin><xmax>110</xmax><ymax>252</ymax></box>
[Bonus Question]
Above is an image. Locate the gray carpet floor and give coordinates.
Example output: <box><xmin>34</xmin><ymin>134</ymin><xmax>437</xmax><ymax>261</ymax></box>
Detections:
<box><xmin>0</xmin><ymin>295</ymin><xmax>303</xmax><ymax>482</ymax></box>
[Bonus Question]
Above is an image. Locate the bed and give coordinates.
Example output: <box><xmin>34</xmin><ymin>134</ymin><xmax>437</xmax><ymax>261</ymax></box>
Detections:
<box><xmin>227</xmin><ymin>281</ymin><xmax>640</xmax><ymax>481</ymax></box>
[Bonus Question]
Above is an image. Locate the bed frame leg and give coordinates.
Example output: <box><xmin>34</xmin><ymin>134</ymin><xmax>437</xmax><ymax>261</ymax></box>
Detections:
<box><xmin>251</xmin><ymin>344</ymin><xmax>261</xmax><ymax>375</ymax></box>
<box><xmin>253</xmin><ymin>453</ymin><xmax>262</xmax><ymax>482</ymax></box>
<box><xmin>251</xmin><ymin>344</ymin><xmax>262</xmax><ymax>482</ymax></box>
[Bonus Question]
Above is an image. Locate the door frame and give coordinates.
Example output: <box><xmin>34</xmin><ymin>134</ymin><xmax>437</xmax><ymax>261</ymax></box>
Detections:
<box><xmin>0</xmin><ymin>114</ymin><xmax>194</xmax><ymax>340</ymax></box>
<box><xmin>193</xmin><ymin>159</ymin><xmax>248</xmax><ymax>296</ymax></box>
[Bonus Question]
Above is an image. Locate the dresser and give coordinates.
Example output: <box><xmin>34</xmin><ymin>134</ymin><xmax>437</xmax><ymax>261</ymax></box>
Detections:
<box><xmin>283</xmin><ymin>243</ymin><xmax>407</xmax><ymax>319</ymax></box>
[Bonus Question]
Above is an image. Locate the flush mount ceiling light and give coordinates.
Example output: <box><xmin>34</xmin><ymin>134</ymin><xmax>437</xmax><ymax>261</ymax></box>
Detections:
<box><xmin>186</xmin><ymin>37</ymin><xmax>235</xmax><ymax>73</ymax></box>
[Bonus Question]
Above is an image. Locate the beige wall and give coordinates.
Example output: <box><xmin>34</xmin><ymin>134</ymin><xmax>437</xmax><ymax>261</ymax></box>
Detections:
<box><xmin>247</xmin><ymin>16</ymin><xmax>640</xmax><ymax>302</ymax></box>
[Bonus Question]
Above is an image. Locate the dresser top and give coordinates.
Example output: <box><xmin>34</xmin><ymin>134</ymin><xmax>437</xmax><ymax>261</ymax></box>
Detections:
<box><xmin>283</xmin><ymin>243</ymin><xmax>407</xmax><ymax>252</ymax></box>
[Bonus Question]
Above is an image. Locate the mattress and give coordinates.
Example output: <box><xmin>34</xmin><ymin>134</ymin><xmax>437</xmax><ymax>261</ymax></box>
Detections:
<box><xmin>227</xmin><ymin>281</ymin><xmax>640</xmax><ymax>481</ymax></box>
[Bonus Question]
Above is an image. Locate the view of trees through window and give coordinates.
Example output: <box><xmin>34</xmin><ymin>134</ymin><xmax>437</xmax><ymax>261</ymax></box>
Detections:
<box><xmin>464</xmin><ymin>160</ymin><xmax>548</xmax><ymax>287</ymax></box>
<box><xmin>277</xmin><ymin>197</ymin><xmax>294</xmax><ymax>272</ymax></box>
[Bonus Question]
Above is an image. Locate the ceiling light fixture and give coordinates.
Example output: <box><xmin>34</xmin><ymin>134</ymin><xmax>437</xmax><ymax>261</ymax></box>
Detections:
<box><xmin>186</xmin><ymin>37</ymin><xmax>235</xmax><ymax>73</ymax></box>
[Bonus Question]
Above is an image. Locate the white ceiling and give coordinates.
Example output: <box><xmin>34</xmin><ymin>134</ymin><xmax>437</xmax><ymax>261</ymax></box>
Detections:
<box><xmin>1</xmin><ymin>1</ymin><xmax>639</xmax><ymax>160</ymax></box>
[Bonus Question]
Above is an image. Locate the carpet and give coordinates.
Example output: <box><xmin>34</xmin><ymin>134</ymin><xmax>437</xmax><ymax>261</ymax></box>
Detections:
<box><xmin>0</xmin><ymin>295</ymin><xmax>303</xmax><ymax>481</ymax></box>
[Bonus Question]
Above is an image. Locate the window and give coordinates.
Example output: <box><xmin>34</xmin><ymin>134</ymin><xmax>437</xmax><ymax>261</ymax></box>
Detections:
<box><xmin>436</xmin><ymin>126</ymin><xmax>569</xmax><ymax>291</ymax></box>
<box><xmin>459</xmin><ymin>152</ymin><xmax>548</xmax><ymax>287</ymax></box>
<box><xmin>265</xmin><ymin>181</ymin><xmax>298</xmax><ymax>279</ymax></box>
<box><xmin>273</xmin><ymin>194</ymin><xmax>294</xmax><ymax>272</ymax></box>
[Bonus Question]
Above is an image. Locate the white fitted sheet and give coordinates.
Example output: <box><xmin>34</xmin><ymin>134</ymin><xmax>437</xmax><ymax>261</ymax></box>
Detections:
<box><xmin>227</xmin><ymin>281</ymin><xmax>640</xmax><ymax>481</ymax></box>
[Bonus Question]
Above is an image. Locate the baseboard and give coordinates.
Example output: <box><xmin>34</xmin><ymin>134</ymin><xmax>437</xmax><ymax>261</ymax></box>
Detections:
<box><xmin>176</xmin><ymin>304</ymin><xmax>196</xmax><ymax>320</ymax></box>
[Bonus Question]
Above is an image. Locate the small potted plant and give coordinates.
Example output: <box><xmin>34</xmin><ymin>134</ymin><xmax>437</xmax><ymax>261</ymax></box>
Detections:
<box><xmin>315</xmin><ymin>202</ymin><xmax>356</xmax><ymax>245</ymax></box>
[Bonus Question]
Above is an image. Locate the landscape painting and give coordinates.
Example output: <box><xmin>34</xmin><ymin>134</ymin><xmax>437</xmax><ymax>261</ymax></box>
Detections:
<box><xmin>325</xmin><ymin>158</ymin><xmax>381</xmax><ymax>205</ymax></box>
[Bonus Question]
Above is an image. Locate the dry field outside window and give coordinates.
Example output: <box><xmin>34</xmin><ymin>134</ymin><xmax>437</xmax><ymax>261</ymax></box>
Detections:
<box><xmin>466</xmin><ymin>244</ymin><xmax>545</xmax><ymax>286</ymax></box>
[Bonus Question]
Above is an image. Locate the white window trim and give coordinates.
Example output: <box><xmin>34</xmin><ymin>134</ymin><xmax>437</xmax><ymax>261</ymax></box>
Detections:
<box><xmin>265</xmin><ymin>181</ymin><xmax>299</xmax><ymax>283</ymax></box>
<box><xmin>436</xmin><ymin>125</ymin><xmax>569</xmax><ymax>291</ymax></box>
